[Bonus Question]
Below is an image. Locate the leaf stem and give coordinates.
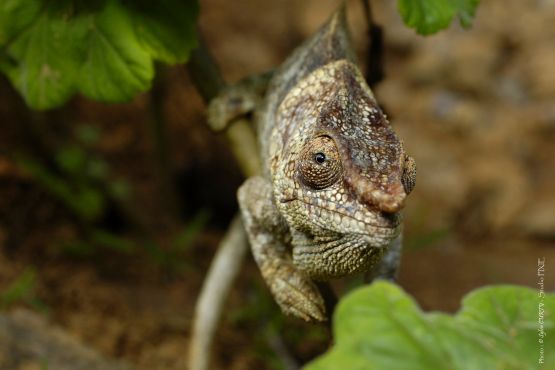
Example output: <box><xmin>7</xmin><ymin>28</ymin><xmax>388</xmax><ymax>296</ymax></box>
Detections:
<box><xmin>148</xmin><ymin>66</ymin><xmax>180</xmax><ymax>219</ymax></box>
<box><xmin>186</xmin><ymin>36</ymin><xmax>226</xmax><ymax>103</ymax></box>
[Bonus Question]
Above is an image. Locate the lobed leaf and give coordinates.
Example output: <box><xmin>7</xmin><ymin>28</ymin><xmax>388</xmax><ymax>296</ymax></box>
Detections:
<box><xmin>305</xmin><ymin>281</ymin><xmax>555</xmax><ymax>370</ymax></box>
<box><xmin>397</xmin><ymin>0</ymin><xmax>480</xmax><ymax>35</ymax></box>
<box><xmin>0</xmin><ymin>0</ymin><xmax>198</xmax><ymax>109</ymax></box>
<box><xmin>77</xmin><ymin>0</ymin><xmax>154</xmax><ymax>103</ymax></box>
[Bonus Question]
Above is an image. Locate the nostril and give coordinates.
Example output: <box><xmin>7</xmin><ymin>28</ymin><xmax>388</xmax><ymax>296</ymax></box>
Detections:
<box><xmin>381</xmin><ymin>211</ymin><xmax>400</xmax><ymax>224</ymax></box>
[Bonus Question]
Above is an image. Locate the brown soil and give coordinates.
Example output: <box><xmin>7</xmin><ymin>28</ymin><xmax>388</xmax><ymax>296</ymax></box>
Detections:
<box><xmin>1</xmin><ymin>0</ymin><xmax>554</xmax><ymax>369</ymax></box>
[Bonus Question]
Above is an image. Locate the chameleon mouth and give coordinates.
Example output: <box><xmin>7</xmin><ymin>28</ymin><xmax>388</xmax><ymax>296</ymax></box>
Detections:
<box><xmin>279</xmin><ymin>197</ymin><xmax>297</xmax><ymax>203</ymax></box>
<box><xmin>287</xmin><ymin>196</ymin><xmax>402</xmax><ymax>231</ymax></box>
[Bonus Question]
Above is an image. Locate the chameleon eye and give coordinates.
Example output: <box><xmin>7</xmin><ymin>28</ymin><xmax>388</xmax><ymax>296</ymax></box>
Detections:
<box><xmin>298</xmin><ymin>136</ymin><xmax>342</xmax><ymax>190</ymax></box>
<box><xmin>314</xmin><ymin>153</ymin><xmax>326</xmax><ymax>164</ymax></box>
<box><xmin>401</xmin><ymin>155</ymin><xmax>416</xmax><ymax>194</ymax></box>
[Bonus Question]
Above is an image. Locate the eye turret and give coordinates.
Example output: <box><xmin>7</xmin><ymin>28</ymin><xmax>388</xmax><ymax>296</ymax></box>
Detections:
<box><xmin>297</xmin><ymin>136</ymin><xmax>342</xmax><ymax>190</ymax></box>
<box><xmin>401</xmin><ymin>155</ymin><xmax>416</xmax><ymax>194</ymax></box>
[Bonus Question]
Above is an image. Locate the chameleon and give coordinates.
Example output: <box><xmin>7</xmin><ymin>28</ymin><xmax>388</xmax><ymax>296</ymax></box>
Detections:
<box><xmin>209</xmin><ymin>8</ymin><xmax>416</xmax><ymax>322</ymax></box>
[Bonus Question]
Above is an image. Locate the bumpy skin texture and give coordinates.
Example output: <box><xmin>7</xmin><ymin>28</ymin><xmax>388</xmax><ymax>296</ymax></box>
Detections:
<box><xmin>235</xmin><ymin>10</ymin><xmax>416</xmax><ymax>322</ymax></box>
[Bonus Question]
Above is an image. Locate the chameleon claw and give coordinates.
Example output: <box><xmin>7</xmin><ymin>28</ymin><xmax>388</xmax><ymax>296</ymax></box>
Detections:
<box><xmin>271</xmin><ymin>272</ymin><xmax>327</xmax><ymax>322</ymax></box>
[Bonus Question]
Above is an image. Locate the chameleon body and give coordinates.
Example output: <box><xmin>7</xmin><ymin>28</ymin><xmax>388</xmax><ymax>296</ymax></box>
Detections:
<box><xmin>231</xmin><ymin>10</ymin><xmax>416</xmax><ymax>322</ymax></box>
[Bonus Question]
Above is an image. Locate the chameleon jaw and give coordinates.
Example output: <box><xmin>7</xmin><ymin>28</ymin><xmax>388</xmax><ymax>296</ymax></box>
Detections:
<box><xmin>291</xmin><ymin>231</ymin><xmax>396</xmax><ymax>280</ymax></box>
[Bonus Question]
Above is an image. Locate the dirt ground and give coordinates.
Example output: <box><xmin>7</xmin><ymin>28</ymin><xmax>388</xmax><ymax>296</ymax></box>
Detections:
<box><xmin>1</xmin><ymin>0</ymin><xmax>554</xmax><ymax>369</ymax></box>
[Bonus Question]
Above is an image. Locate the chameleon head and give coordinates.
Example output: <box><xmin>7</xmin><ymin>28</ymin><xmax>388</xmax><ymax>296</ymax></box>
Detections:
<box><xmin>270</xmin><ymin>60</ymin><xmax>416</xmax><ymax>279</ymax></box>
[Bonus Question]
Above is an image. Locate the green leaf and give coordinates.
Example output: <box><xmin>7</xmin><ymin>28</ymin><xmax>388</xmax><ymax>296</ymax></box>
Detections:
<box><xmin>0</xmin><ymin>0</ymin><xmax>198</xmax><ymax>109</ymax></box>
<box><xmin>77</xmin><ymin>0</ymin><xmax>153</xmax><ymax>102</ymax></box>
<box><xmin>452</xmin><ymin>0</ymin><xmax>480</xmax><ymax>28</ymax></box>
<box><xmin>3</xmin><ymin>2</ymin><xmax>84</xmax><ymax>109</ymax></box>
<box><xmin>0</xmin><ymin>0</ymin><xmax>41</xmax><ymax>44</ymax></box>
<box><xmin>305</xmin><ymin>281</ymin><xmax>555</xmax><ymax>370</ymax></box>
<box><xmin>127</xmin><ymin>0</ymin><xmax>199</xmax><ymax>64</ymax></box>
<box><xmin>397</xmin><ymin>0</ymin><xmax>480</xmax><ymax>35</ymax></box>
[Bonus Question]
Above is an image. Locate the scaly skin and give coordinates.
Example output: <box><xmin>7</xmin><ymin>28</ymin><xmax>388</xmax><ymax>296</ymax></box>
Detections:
<box><xmin>231</xmin><ymin>9</ymin><xmax>415</xmax><ymax>322</ymax></box>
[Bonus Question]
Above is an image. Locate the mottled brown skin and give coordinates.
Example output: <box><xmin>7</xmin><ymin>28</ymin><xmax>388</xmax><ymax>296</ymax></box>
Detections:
<box><xmin>218</xmin><ymin>9</ymin><xmax>415</xmax><ymax>322</ymax></box>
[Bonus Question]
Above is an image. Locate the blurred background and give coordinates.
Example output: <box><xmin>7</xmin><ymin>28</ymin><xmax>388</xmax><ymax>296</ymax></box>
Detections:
<box><xmin>0</xmin><ymin>0</ymin><xmax>554</xmax><ymax>369</ymax></box>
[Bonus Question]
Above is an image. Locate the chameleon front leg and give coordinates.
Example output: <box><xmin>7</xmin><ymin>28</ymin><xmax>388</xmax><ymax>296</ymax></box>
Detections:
<box><xmin>238</xmin><ymin>176</ymin><xmax>326</xmax><ymax>322</ymax></box>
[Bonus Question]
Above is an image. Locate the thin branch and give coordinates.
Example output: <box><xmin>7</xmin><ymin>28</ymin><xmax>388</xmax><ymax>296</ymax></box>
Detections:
<box><xmin>224</xmin><ymin>119</ymin><xmax>261</xmax><ymax>176</ymax></box>
<box><xmin>360</xmin><ymin>0</ymin><xmax>385</xmax><ymax>87</ymax></box>
<box><xmin>263</xmin><ymin>323</ymin><xmax>300</xmax><ymax>370</ymax></box>
<box><xmin>186</xmin><ymin>36</ymin><xmax>226</xmax><ymax>103</ymax></box>
<box><xmin>188</xmin><ymin>215</ymin><xmax>248</xmax><ymax>370</ymax></box>
<box><xmin>149</xmin><ymin>67</ymin><xmax>180</xmax><ymax>219</ymax></box>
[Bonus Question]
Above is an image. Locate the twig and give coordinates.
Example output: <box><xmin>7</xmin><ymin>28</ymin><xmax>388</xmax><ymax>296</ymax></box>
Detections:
<box><xmin>188</xmin><ymin>215</ymin><xmax>248</xmax><ymax>370</ymax></box>
<box><xmin>223</xmin><ymin>119</ymin><xmax>261</xmax><ymax>176</ymax></box>
<box><xmin>148</xmin><ymin>67</ymin><xmax>180</xmax><ymax>219</ymax></box>
<box><xmin>263</xmin><ymin>323</ymin><xmax>300</xmax><ymax>370</ymax></box>
<box><xmin>360</xmin><ymin>0</ymin><xmax>384</xmax><ymax>87</ymax></box>
<box><xmin>186</xmin><ymin>36</ymin><xmax>226</xmax><ymax>102</ymax></box>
